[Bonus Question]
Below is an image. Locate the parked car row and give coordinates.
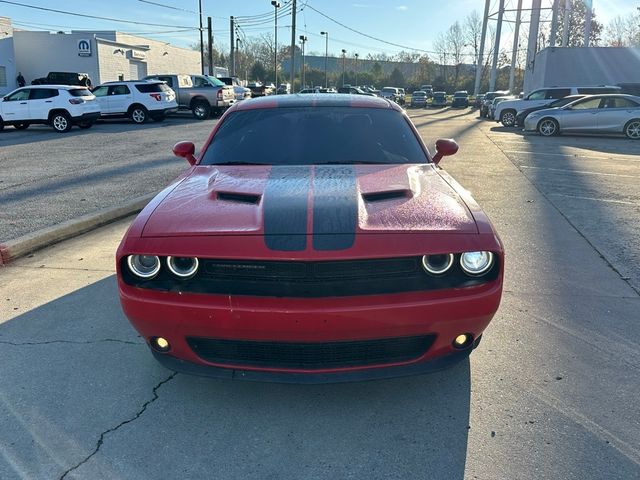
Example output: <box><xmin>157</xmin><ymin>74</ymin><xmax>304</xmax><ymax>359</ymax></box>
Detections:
<box><xmin>478</xmin><ymin>85</ymin><xmax>640</xmax><ymax>139</ymax></box>
<box><xmin>0</xmin><ymin>73</ymin><xmax>256</xmax><ymax>132</ymax></box>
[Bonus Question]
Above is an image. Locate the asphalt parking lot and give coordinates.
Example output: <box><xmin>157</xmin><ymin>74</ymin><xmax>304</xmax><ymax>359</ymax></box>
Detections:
<box><xmin>1</xmin><ymin>107</ymin><xmax>639</xmax><ymax>479</ymax></box>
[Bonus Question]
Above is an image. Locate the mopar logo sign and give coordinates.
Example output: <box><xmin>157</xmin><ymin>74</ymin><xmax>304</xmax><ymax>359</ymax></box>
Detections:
<box><xmin>78</xmin><ymin>39</ymin><xmax>91</xmax><ymax>57</ymax></box>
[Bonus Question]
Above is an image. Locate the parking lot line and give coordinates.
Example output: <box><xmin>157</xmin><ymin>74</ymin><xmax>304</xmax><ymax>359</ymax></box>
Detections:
<box><xmin>548</xmin><ymin>193</ymin><xmax>639</xmax><ymax>206</ymax></box>
<box><xmin>503</xmin><ymin>150</ymin><xmax>640</xmax><ymax>163</ymax></box>
<box><xmin>519</xmin><ymin>165</ymin><xmax>639</xmax><ymax>179</ymax></box>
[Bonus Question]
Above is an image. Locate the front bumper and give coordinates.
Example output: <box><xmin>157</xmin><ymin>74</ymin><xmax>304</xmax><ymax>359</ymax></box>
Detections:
<box><xmin>119</xmin><ymin>278</ymin><xmax>502</xmax><ymax>381</ymax></box>
<box><xmin>523</xmin><ymin>116</ymin><xmax>540</xmax><ymax>132</ymax></box>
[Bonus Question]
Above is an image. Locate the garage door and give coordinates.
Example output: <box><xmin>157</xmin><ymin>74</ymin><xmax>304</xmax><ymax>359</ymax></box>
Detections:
<box><xmin>129</xmin><ymin>62</ymin><xmax>147</xmax><ymax>80</ymax></box>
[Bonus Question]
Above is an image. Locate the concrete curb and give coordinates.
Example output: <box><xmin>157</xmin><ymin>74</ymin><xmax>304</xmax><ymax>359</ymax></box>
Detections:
<box><xmin>0</xmin><ymin>193</ymin><xmax>154</xmax><ymax>266</ymax></box>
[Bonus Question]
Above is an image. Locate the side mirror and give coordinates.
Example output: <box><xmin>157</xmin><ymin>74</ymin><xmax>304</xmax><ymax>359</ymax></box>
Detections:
<box><xmin>173</xmin><ymin>141</ymin><xmax>197</xmax><ymax>166</ymax></box>
<box><xmin>432</xmin><ymin>138</ymin><xmax>459</xmax><ymax>164</ymax></box>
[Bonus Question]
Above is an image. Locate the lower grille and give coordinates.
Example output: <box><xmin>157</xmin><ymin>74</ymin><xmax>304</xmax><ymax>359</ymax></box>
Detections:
<box><xmin>186</xmin><ymin>335</ymin><xmax>436</xmax><ymax>370</ymax></box>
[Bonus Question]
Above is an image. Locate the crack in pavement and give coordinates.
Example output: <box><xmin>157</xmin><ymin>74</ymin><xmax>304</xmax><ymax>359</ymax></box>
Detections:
<box><xmin>58</xmin><ymin>372</ymin><xmax>177</xmax><ymax>480</ymax></box>
<box><xmin>0</xmin><ymin>338</ymin><xmax>142</xmax><ymax>346</ymax></box>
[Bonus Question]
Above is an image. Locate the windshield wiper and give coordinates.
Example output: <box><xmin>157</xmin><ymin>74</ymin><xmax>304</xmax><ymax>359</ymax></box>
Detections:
<box><xmin>213</xmin><ymin>161</ymin><xmax>267</xmax><ymax>165</ymax></box>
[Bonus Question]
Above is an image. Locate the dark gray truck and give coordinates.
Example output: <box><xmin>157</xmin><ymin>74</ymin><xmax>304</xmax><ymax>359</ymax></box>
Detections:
<box><xmin>144</xmin><ymin>74</ymin><xmax>234</xmax><ymax>119</ymax></box>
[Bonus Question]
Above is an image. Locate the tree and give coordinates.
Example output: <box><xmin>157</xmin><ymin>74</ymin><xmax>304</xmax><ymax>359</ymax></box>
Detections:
<box><xmin>605</xmin><ymin>14</ymin><xmax>640</xmax><ymax>47</ymax></box>
<box><xmin>446</xmin><ymin>21</ymin><xmax>465</xmax><ymax>88</ymax></box>
<box><xmin>388</xmin><ymin>67</ymin><xmax>405</xmax><ymax>87</ymax></box>
<box><xmin>250</xmin><ymin>62</ymin><xmax>266</xmax><ymax>83</ymax></box>
<box><xmin>554</xmin><ymin>0</ymin><xmax>603</xmax><ymax>46</ymax></box>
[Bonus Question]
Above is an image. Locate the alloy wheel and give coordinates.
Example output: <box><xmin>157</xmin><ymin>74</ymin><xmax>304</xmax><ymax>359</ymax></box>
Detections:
<box><xmin>501</xmin><ymin>112</ymin><xmax>515</xmax><ymax>127</ymax></box>
<box><xmin>538</xmin><ymin>119</ymin><xmax>557</xmax><ymax>136</ymax></box>
<box><xmin>132</xmin><ymin>109</ymin><xmax>146</xmax><ymax>123</ymax></box>
<box><xmin>625</xmin><ymin>121</ymin><xmax>640</xmax><ymax>139</ymax></box>
<box><xmin>53</xmin><ymin>115</ymin><xmax>68</xmax><ymax>132</ymax></box>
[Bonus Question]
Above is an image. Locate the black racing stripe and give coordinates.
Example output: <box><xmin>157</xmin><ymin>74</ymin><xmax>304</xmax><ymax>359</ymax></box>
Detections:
<box><xmin>263</xmin><ymin>166</ymin><xmax>310</xmax><ymax>251</ymax></box>
<box><xmin>313</xmin><ymin>165</ymin><xmax>358</xmax><ymax>250</ymax></box>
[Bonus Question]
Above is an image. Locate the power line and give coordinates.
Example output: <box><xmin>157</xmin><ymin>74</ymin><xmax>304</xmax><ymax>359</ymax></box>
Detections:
<box><xmin>0</xmin><ymin>0</ymin><xmax>194</xmax><ymax>28</ymax></box>
<box><xmin>136</xmin><ymin>0</ymin><xmax>198</xmax><ymax>15</ymax></box>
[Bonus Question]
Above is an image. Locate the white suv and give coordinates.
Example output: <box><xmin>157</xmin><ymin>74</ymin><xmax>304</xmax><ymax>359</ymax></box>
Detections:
<box><xmin>0</xmin><ymin>85</ymin><xmax>100</xmax><ymax>133</ymax></box>
<box><xmin>91</xmin><ymin>80</ymin><xmax>178</xmax><ymax>123</ymax></box>
<box><xmin>495</xmin><ymin>85</ymin><xmax>621</xmax><ymax>127</ymax></box>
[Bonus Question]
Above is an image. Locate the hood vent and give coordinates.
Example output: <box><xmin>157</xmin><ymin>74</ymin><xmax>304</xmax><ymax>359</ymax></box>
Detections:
<box><xmin>362</xmin><ymin>189</ymin><xmax>410</xmax><ymax>203</ymax></box>
<box><xmin>216</xmin><ymin>191</ymin><xmax>261</xmax><ymax>204</ymax></box>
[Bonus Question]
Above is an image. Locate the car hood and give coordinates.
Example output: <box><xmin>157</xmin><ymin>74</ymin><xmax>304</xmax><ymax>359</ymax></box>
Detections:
<box><xmin>141</xmin><ymin>164</ymin><xmax>478</xmax><ymax>238</ymax></box>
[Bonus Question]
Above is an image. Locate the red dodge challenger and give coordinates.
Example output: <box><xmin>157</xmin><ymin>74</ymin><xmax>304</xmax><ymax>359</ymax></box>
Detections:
<box><xmin>116</xmin><ymin>94</ymin><xmax>503</xmax><ymax>383</ymax></box>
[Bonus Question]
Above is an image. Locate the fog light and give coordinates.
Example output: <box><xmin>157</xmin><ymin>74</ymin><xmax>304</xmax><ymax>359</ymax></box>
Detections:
<box><xmin>452</xmin><ymin>333</ymin><xmax>473</xmax><ymax>349</ymax></box>
<box><xmin>151</xmin><ymin>336</ymin><xmax>171</xmax><ymax>353</ymax></box>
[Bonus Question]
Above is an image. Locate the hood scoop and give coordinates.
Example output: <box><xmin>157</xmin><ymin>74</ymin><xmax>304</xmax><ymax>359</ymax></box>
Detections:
<box><xmin>216</xmin><ymin>191</ymin><xmax>261</xmax><ymax>204</ymax></box>
<box><xmin>362</xmin><ymin>189</ymin><xmax>411</xmax><ymax>203</ymax></box>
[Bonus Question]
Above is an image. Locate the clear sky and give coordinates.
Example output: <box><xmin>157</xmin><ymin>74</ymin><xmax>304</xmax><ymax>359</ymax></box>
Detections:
<box><xmin>1</xmin><ymin>0</ymin><xmax>637</xmax><ymax>58</ymax></box>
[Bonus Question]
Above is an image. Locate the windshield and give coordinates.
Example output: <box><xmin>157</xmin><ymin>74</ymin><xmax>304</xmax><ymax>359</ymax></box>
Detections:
<box><xmin>550</xmin><ymin>96</ymin><xmax>584</xmax><ymax>107</ymax></box>
<box><xmin>205</xmin><ymin>76</ymin><xmax>225</xmax><ymax>87</ymax></box>
<box><xmin>201</xmin><ymin>107</ymin><xmax>427</xmax><ymax>166</ymax></box>
<box><xmin>454</xmin><ymin>92</ymin><xmax>467</xmax><ymax>98</ymax></box>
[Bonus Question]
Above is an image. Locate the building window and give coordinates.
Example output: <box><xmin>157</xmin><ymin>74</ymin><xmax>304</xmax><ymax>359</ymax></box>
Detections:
<box><xmin>0</xmin><ymin>66</ymin><xmax>7</xmax><ymax>87</ymax></box>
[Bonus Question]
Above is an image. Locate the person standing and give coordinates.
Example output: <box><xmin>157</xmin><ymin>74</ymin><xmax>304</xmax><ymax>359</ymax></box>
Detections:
<box><xmin>16</xmin><ymin>72</ymin><xmax>26</xmax><ymax>87</ymax></box>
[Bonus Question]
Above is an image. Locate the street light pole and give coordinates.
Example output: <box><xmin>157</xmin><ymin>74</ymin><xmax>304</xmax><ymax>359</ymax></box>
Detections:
<box><xmin>341</xmin><ymin>49</ymin><xmax>346</xmax><ymax>86</ymax></box>
<box><xmin>271</xmin><ymin>1</ymin><xmax>280</xmax><ymax>90</ymax></box>
<box><xmin>198</xmin><ymin>0</ymin><xmax>204</xmax><ymax>75</ymax></box>
<box><xmin>354</xmin><ymin>53</ymin><xmax>359</xmax><ymax>87</ymax></box>
<box><xmin>320</xmin><ymin>31</ymin><xmax>328</xmax><ymax>88</ymax></box>
<box><xmin>299</xmin><ymin>35</ymin><xmax>307</xmax><ymax>89</ymax></box>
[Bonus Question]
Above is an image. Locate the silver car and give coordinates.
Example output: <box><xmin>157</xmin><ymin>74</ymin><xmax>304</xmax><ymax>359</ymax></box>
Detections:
<box><xmin>524</xmin><ymin>94</ymin><xmax>640</xmax><ymax>139</ymax></box>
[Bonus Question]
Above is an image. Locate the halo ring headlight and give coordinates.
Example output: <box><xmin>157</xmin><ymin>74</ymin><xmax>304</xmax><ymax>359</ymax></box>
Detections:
<box><xmin>460</xmin><ymin>251</ymin><xmax>494</xmax><ymax>276</ymax></box>
<box><xmin>422</xmin><ymin>253</ymin><xmax>455</xmax><ymax>275</ymax></box>
<box><xmin>167</xmin><ymin>256</ymin><xmax>199</xmax><ymax>279</ymax></box>
<box><xmin>127</xmin><ymin>255</ymin><xmax>161</xmax><ymax>279</ymax></box>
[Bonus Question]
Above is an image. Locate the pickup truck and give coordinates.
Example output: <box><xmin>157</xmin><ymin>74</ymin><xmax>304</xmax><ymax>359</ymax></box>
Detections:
<box><xmin>143</xmin><ymin>74</ymin><xmax>234</xmax><ymax>119</ymax></box>
<box><xmin>247</xmin><ymin>82</ymin><xmax>275</xmax><ymax>98</ymax></box>
<box><xmin>31</xmin><ymin>71</ymin><xmax>92</xmax><ymax>87</ymax></box>
<box><xmin>217</xmin><ymin>76</ymin><xmax>251</xmax><ymax>101</ymax></box>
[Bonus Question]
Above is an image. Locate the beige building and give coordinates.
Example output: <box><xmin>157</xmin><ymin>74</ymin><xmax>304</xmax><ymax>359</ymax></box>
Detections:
<box><xmin>3</xmin><ymin>19</ymin><xmax>201</xmax><ymax>91</ymax></box>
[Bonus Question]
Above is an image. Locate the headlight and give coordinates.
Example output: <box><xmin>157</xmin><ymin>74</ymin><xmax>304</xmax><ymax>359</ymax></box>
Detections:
<box><xmin>127</xmin><ymin>255</ymin><xmax>161</xmax><ymax>279</ymax></box>
<box><xmin>422</xmin><ymin>253</ymin><xmax>454</xmax><ymax>275</ymax></box>
<box><xmin>460</xmin><ymin>251</ymin><xmax>494</xmax><ymax>276</ymax></box>
<box><xmin>167</xmin><ymin>256</ymin><xmax>199</xmax><ymax>278</ymax></box>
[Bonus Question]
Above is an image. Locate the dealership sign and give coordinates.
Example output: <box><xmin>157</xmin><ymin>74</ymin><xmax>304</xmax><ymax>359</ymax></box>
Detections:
<box><xmin>78</xmin><ymin>39</ymin><xmax>91</xmax><ymax>57</ymax></box>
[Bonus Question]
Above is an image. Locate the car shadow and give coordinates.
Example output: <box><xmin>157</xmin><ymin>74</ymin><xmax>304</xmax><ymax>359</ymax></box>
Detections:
<box><xmin>0</xmin><ymin>276</ymin><xmax>472</xmax><ymax>479</ymax></box>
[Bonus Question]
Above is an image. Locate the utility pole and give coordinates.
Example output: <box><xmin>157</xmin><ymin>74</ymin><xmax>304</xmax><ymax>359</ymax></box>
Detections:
<box><xmin>290</xmin><ymin>0</ymin><xmax>297</xmax><ymax>89</ymax></box>
<box><xmin>198</xmin><ymin>0</ymin><xmax>204</xmax><ymax>75</ymax></box>
<box><xmin>299</xmin><ymin>35</ymin><xmax>307</xmax><ymax>88</ymax></box>
<box><xmin>207</xmin><ymin>17</ymin><xmax>213</xmax><ymax>76</ymax></box>
<box><xmin>584</xmin><ymin>0</ymin><xmax>593</xmax><ymax>46</ymax></box>
<box><xmin>489</xmin><ymin>0</ymin><xmax>505</xmax><ymax>92</ymax></box>
<box><xmin>474</xmin><ymin>0</ymin><xmax>491</xmax><ymax>96</ymax></box>
<box><xmin>271</xmin><ymin>1</ymin><xmax>280</xmax><ymax>88</ymax></box>
<box><xmin>341</xmin><ymin>49</ymin><xmax>346</xmax><ymax>86</ymax></box>
<box><xmin>321</xmin><ymin>31</ymin><xmax>328</xmax><ymax>88</ymax></box>
<box><xmin>508</xmin><ymin>0</ymin><xmax>523</xmax><ymax>94</ymax></box>
<box><xmin>354</xmin><ymin>53</ymin><xmax>359</xmax><ymax>86</ymax></box>
<box><xmin>230</xmin><ymin>16</ymin><xmax>235</xmax><ymax>76</ymax></box>
<box><xmin>549</xmin><ymin>0</ymin><xmax>559</xmax><ymax>47</ymax></box>
<box><xmin>524</xmin><ymin>0</ymin><xmax>542</xmax><ymax>94</ymax></box>
<box><xmin>562</xmin><ymin>0</ymin><xmax>571</xmax><ymax>47</ymax></box>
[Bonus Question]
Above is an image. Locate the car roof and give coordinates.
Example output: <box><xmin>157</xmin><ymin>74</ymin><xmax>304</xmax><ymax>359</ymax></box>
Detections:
<box><xmin>232</xmin><ymin>93</ymin><xmax>396</xmax><ymax>112</ymax></box>
<box><xmin>16</xmin><ymin>85</ymin><xmax>88</xmax><ymax>90</ymax></box>
<box><xmin>99</xmin><ymin>80</ymin><xmax>163</xmax><ymax>85</ymax></box>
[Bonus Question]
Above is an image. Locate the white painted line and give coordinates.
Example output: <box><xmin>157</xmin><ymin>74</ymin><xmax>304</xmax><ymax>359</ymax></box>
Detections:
<box><xmin>519</xmin><ymin>165</ymin><xmax>638</xmax><ymax>179</ymax></box>
<box><xmin>548</xmin><ymin>193</ymin><xmax>639</xmax><ymax>206</ymax></box>
<box><xmin>503</xmin><ymin>150</ymin><xmax>640</xmax><ymax>163</ymax></box>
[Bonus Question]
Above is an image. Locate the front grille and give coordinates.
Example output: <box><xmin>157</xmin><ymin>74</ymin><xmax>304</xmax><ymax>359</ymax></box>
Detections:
<box><xmin>121</xmin><ymin>256</ymin><xmax>499</xmax><ymax>297</ymax></box>
<box><xmin>186</xmin><ymin>335</ymin><xmax>436</xmax><ymax>369</ymax></box>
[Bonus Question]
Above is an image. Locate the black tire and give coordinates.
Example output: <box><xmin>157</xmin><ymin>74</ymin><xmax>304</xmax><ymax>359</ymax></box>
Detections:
<box><xmin>14</xmin><ymin>122</ymin><xmax>29</xmax><ymax>130</ymax></box>
<box><xmin>537</xmin><ymin>117</ymin><xmax>560</xmax><ymax>137</ymax></box>
<box><xmin>500</xmin><ymin>110</ymin><xmax>516</xmax><ymax>127</ymax></box>
<box><xmin>0</xmin><ymin>117</ymin><xmax>4</xmax><ymax>132</ymax></box>
<box><xmin>623</xmin><ymin>119</ymin><xmax>640</xmax><ymax>140</ymax></box>
<box><xmin>192</xmin><ymin>100</ymin><xmax>211</xmax><ymax>120</ymax></box>
<box><xmin>78</xmin><ymin>122</ymin><xmax>94</xmax><ymax>129</ymax></box>
<box><xmin>51</xmin><ymin>112</ymin><xmax>72</xmax><ymax>133</ymax></box>
<box><xmin>129</xmin><ymin>106</ymin><xmax>148</xmax><ymax>124</ymax></box>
